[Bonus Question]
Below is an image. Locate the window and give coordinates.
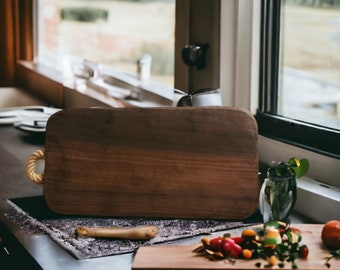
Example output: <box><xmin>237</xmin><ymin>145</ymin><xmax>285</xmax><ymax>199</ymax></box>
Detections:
<box><xmin>279</xmin><ymin>3</ymin><xmax>340</xmax><ymax>130</ymax></box>
<box><xmin>257</xmin><ymin>0</ymin><xmax>340</xmax><ymax>158</ymax></box>
<box><xmin>39</xmin><ymin>0</ymin><xmax>175</xmax><ymax>87</ymax></box>
<box><xmin>35</xmin><ymin>0</ymin><xmax>222</xmax><ymax>105</ymax></box>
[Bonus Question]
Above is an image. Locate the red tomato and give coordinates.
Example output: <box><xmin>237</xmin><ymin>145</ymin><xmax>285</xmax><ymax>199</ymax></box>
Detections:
<box><xmin>230</xmin><ymin>243</ymin><xmax>243</xmax><ymax>258</ymax></box>
<box><xmin>322</xmin><ymin>220</ymin><xmax>340</xmax><ymax>249</ymax></box>
<box><xmin>231</xmin><ymin>236</ymin><xmax>244</xmax><ymax>245</ymax></box>
<box><xmin>221</xmin><ymin>242</ymin><xmax>232</xmax><ymax>256</ymax></box>
<box><xmin>222</xmin><ymin>237</ymin><xmax>235</xmax><ymax>244</ymax></box>
<box><xmin>209</xmin><ymin>237</ymin><xmax>223</xmax><ymax>252</ymax></box>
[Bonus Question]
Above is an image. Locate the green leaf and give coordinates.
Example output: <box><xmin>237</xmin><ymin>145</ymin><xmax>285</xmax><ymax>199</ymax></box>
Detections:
<box><xmin>287</xmin><ymin>157</ymin><xmax>299</xmax><ymax>167</ymax></box>
<box><xmin>268</xmin><ymin>162</ymin><xmax>294</xmax><ymax>177</ymax></box>
<box><xmin>294</xmin><ymin>158</ymin><xmax>309</xmax><ymax>178</ymax></box>
<box><xmin>287</xmin><ymin>157</ymin><xmax>309</xmax><ymax>178</ymax></box>
<box><xmin>331</xmin><ymin>249</ymin><xmax>340</xmax><ymax>257</ymax></box>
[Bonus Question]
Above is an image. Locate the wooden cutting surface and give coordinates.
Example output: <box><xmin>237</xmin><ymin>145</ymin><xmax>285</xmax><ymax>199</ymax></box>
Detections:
<box><xmin>44</xmin><ymin>107</ymin><xmax>258</xmax><ymax>219</ymax></box>
<box><xmin>132</xmin><ymin>224</ymin><xmax>340</xmax><ymax>269</ymax></box>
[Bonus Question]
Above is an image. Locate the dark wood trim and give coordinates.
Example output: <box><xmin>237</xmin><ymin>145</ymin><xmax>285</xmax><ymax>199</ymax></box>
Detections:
<box><xmin>17</xmin><ymin>0</ymin><xmax>34</xmax><ymax>61</ymax></box>
<box><xmin>0</xmin><ymin>0</ymin><xmax>16</xmax><ymax>86</ymax></box>
<box><xmin>0</xmin><ymin>0</ymin><xmax>34</xmax><ymax>86</ymax></box>
<box><xmin>175</xmin><ymin>0</ymin><xmax>220</xmax><ymax>93</ymax></box>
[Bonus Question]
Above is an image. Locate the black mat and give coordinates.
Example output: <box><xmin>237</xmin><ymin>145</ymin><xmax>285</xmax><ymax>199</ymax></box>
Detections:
<box><xmin>6</xmin><ymin>196</ymin><xmax>261</xmax><ymax>260</ymax></box>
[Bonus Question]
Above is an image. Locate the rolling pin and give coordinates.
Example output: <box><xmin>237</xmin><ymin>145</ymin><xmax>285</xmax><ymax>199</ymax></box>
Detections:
<box><xmin>76</xmin><ymin>225</ymin><xmax>158</xmax><ymax>240</ymax></box>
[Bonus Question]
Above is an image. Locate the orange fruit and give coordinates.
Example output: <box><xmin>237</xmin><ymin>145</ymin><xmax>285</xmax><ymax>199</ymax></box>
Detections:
<box><xmin>241</xmin><ymin>229</ymin><xmax>257</xmax><ymax>238</ymax></box>
<box><xmin>321</xmin><ymin>220</ymin><xmax>340</xmax><ymax>249</ymax></box>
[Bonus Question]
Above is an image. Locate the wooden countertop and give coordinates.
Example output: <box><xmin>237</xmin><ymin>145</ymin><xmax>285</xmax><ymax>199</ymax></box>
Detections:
<box><xmin>133</xmin><ymin>224</ymin><xmax>339</xmax><ymax>269</ymax></box>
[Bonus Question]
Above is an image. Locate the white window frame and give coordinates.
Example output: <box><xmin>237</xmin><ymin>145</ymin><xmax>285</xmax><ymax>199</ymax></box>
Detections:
<box><xmin>220</xmin><ymin>0</ymin><xmax>260</xmax><ymax>114</ymax></box>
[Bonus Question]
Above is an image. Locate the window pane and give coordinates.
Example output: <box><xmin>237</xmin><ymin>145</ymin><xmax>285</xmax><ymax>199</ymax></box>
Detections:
<box><xmin>279</xmin><ymin>2</ymin><xmax>340</xmax><ymax>129</ymax></box>
<box><xmin>39</xmin><ymin>0</ymin><xmax>175</xmax><ymax>86</ymax></box>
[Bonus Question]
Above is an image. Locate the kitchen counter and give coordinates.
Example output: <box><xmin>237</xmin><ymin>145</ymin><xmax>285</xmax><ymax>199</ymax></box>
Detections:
<box><xmin>0</xmin><ymin>126</ymin><xmax>133</xmax><ymax>269</ymax></box>
<box><xmin>0</xmin><ymin>125</ymin><xmax>314</xmax><ymax>270</ymax></box>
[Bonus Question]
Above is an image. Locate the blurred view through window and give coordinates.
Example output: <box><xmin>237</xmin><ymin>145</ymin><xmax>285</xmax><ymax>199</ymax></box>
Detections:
<box><xmin>39</xmin><ymin>0</ymin><xmax>175</xmax><ymax>86</ymax></box>
<box><xmin>279</xmin><ymin>1</ymin><xmax>340</xmax><ymax>129</ymax></box>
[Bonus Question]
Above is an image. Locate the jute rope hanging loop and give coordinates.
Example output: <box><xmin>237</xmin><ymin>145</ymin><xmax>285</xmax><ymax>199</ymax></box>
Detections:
<box><xmin>26</xmin><ymin>149</ymin><xmax>45</xmax><ymax>184</ymax></box>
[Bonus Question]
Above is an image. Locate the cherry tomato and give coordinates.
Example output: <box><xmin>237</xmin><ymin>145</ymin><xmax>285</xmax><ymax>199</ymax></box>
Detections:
<box><xmin>209</xmin><ymin>237</ymin><xmax>223</xmax><ymax>252</ymax></box>
<box><xmin>299</xmin><ymin>244</ymin><xmax>309</xmax><ymax>259</ymax></box>
<box><xmin>231</xmin><ymin>236</ymin><xmax>244</xmax><ymax>245</ymax></box>
<box><xmin>221</xmin><ymin>242</ymin><xmax>232</xmax><ymax>256</ymax></box>
<box><xmin>230</xmin><ymin>243</ymin><xmax>243</xmax><ymax>258</ymax></box>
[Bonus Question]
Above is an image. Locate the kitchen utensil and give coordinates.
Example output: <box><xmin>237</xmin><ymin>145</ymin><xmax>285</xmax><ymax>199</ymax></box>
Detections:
<box><xmin>26</xmin><ymin>107</ymin><xmax>258</xmax><ymax>219</ymax></box>
<box><xmin>76</xmin><ymin>225</ymin><xmax>158</xmax><ymax>240</ymax></box>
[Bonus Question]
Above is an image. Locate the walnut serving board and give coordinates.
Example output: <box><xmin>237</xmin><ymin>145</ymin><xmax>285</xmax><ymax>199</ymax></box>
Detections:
<box><xmin>133</xmin><ymin>224</ymin><xmax>340</xmax><ymax>269</ymax></box>
<box><xmin>43</xmin><ymin>107</ymin><xmax>258</xmax><ymax>219</ymax></box>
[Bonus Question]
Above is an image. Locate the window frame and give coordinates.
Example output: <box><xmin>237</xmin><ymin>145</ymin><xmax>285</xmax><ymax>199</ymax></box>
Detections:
<box><xmin>220</xmin><ymin>0</ymin><xmax>260</xmax><ymax>113</ymax></box>
<box><xmin>256</xmin><ymin>0</ymin><xmax>340</xmax><ymax>159</ymax></box>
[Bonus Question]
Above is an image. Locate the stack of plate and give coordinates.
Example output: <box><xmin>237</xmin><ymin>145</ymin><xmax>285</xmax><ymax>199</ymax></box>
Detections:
<box><xmin>0</xmin><ymin>106</ymin><xmax>61</xmax><ymax>133</ymax></box>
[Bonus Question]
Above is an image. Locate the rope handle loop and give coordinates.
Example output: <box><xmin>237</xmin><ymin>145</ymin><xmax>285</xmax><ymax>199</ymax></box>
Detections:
<box><xmin>26</xmin><ymin>149</ymin><xmax>45</xmax><ymax>184</ymax></box>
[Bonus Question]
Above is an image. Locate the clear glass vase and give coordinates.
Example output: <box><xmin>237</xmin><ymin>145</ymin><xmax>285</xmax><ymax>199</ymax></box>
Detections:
<box><xmin>259</xmin><ymin>173</ymin><xmax>297</xmax><ymax>223</ymax></box>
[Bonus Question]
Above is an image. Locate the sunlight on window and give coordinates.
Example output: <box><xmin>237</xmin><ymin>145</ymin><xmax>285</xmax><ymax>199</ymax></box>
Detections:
<box><xmin>279</xmin><ymin>1</ymin><xmax>340</xmax><ymax>129</ymax></box>
<box><xmin>39</xmin><ymin>0</ymin><xmax>175</xmax><ymax>86</ymax></box>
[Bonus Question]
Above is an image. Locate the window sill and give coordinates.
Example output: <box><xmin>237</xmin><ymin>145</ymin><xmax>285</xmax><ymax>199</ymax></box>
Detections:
<box><xmin>15</xmin><ymin>61</ymin><xmax>178</xmax><ymax>109</ymax></box>
<box><xmin>259</xmin><ymin>135</ymin><xmax>340</xmax><ymax>223</ymax></box>
<box><xmin>15</xmin><ymin>61</ymin><xmax>64</xmax><ymax>108</ymax></box>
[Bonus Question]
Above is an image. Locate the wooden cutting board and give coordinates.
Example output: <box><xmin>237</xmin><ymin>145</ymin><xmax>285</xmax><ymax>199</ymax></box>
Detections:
<box><xmin>43</xmin><ymin>106</ymin><xmax>258</xmax><ymax>219</ymax></box>
<box><xmin>132</xmin><ymin>224</ymin><xmax>340</xmax><ymax>269</ymax></box>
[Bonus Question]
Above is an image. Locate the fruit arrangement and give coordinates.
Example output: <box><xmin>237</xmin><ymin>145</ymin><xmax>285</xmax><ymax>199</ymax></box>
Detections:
<box><xmin>193</xmin><ymin>221</ymin><xmax>308</xmax><ymax>269</ymax></box>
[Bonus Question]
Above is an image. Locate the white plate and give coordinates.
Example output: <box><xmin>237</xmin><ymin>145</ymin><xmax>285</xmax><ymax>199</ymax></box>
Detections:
<box><xmin>0</xmin><ymin>106</ymin><xmax>60</xmax><ymax>125</ymax></box>
<box><xmin>14</xmin><ymin>118</ymin><xmax>48</xmax><ymax>133</ymax></box>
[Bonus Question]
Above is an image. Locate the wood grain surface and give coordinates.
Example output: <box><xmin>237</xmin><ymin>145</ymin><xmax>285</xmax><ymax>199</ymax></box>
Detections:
<box><xmin>44</xmin><ymin>107</ymin><xmax>258</xmax><ymax>219</ymax></box>
<box><xmin>132</xmin><ymin>224</ymin><xmax>340</xmax><ymax>270</ymax></box>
